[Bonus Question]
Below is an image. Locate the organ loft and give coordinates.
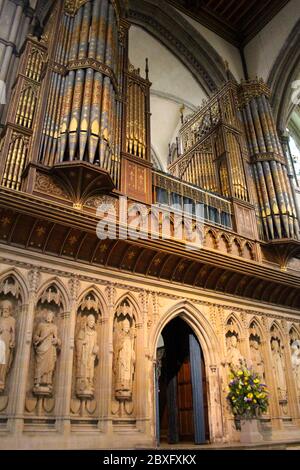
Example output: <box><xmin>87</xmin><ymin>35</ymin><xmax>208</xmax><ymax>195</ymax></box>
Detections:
<box><xmin>0</xmin><ymin>0</ymin><xmax>300</xmax><ymax>449</ymax></box>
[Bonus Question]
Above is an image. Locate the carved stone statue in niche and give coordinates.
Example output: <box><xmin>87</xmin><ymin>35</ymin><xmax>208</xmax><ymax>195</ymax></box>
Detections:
<box><xmin>291</xmin><ymin>340</ymin><xmax>300</xmax><ymax>396</ymax></box>
<box><xmin>224</xmin><ymin>334</ymin><xmax>246</xmax><ymax>370</ymax></box>
<box><xmin>250</xmin><ymin>337</ymin><xmax>265</xmax><ymax>379</ymax></box>
<box><xmin>271</xmin><ymin>338</ymin><xmax>287</xmax><ymax>401</ymax></box>
<box><xmin>0</xmin><ymin>300</ymin><xmax>16</xmax><ymax>392</ymax></box>
<box><xmin>33</xmin><ymin>309</ymin><xmax>61</xmax><ymax>396</ymax></box>
<box><xmin>114</xmin><ymin>317</ymin><xmax>136</xmax><ymax>401</ymax></box>
<box><xmin>75</xmin><ymin>313</ymin><xmax>99</xmax><ymax>398</ymax></box>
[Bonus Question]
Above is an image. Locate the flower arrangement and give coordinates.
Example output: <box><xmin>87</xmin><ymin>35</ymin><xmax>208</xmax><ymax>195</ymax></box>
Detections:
<box><xmin>227</xmin><ymin>366</ymin><xmax>269</xmax><ymax>419</ymax></box>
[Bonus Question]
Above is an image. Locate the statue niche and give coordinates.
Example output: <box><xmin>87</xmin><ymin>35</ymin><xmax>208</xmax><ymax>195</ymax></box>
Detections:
<box><xmin>33</xmin><ymin>309</ymin><xmax>61</xmax><ymax>396</ymax></box>
<box><xmin>0</xmin><ymin>299</ymin><xmax>16</xmax><ymax>393</ymax></box>
<box><xmin>223</xmin><ymin>319</ymin><xmax>246</xmax><ymax>371</ymax></box>
<box><xmin>113</xmin><ymin>301</ymin><xmax>136</xmax><ymax>403</ymax></box>
<box><xmin>271</xmin><ymin>336</ymin><xmax>287</xmax><ymax>401</ymax></box>
<box><xmin>249</xmin><ymin>329</ymin><xmax>265</xmax><ymax>379</ymax></box>
<box><xmin>0</xmin><ymin>275</ymin><xmax>22</xmax><ymax>402</ymax></box>
<box><xmin>74</xmin><ymin>293</ymin><xmax>100</xmax><ymax>401</ymax></box>
<box><xmin>25</xmin><ymin>284</ymin><xmax>63</xmax><ymax>415</ymax></box>
<box><xmin>291</xmin><ymin>339</ymin><xmax>300</xmax><ymax>397</ymax></box>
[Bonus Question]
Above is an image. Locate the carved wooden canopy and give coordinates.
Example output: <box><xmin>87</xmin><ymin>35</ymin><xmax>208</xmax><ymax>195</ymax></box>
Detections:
<box><xmin>0</xmin><ymin>188</ymin><xmax>299</xmax><ymax>309</ymax></box>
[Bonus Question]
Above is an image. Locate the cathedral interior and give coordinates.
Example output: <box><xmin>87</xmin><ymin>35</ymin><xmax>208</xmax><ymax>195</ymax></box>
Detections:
<box><xmin>0</xmin><ymin>0</ymin><xmax>300</xmax><ymax>449</ymax></box>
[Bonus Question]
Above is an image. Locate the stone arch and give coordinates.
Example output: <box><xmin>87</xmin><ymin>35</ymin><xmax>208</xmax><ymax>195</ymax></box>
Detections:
<box><xmin>205</xmin><ymin>228</ymin><xmax>218</xmax><ymax>249</ymax></box>
<box><xmin>231</xmin><ymin>237</ymin><xmax>242</xmax><ymax>257</ymax></box>
<box><xmin>270</xmin><ymin>320</ymin><xmax>285</xmax><ymax>343</ymax></box>
<box><xmin>244</xmin><ymin>241</ymin><xmax>255</xmax><ymax>260</ymax></box>
<box><xmin>248</xmin><ymin>316</ymin><xmax>265</xmax><ymax>337</ymax></box>
<box><xmin>114</xmin><ymin>292</ymin><xmax>141</xmax><ymax>323</ymax></box>
<box><xmin>218</xmin><ymin>233</ymin><xmax>229</xmax><ymax>253</ymax></box>
<box><xmin>71</xmin><ymin>286</ymin><xmax>104</xmax><ymax>414</ymax></box>
<box><xmin>161</xmin><ymin>210</ymin><xmax>175</xmax><ymax>238</ymax></box>
<box><xmin>38</xmin><ymin>0</ymin><xmax>229</xmax><ymax>95</ymax></box>
<box><xmin>127</xmin><ymin>0</ymin><xmax>230</xmax><ymax>95</ymax></box>
<box><xmin>151</xmin><ymin>299</ymin><xmax>224</xmax><ymax>443</ymax></box>
<box><xmin>268</xmin><ymin>19</ymin><xmax>300</xmax><ymax>134</ymax></box>
<box><xmin>0</xmin><ymin>269</ymin><xmax>27</xmax><ymax>400</ymax></box>
<box><xmin>289</xmin><ymin>324</ymin><xmax>300</xmax><ymax>343</ymax></box>
<box><xmin>26</xmin><ymin>277</ymin><xmax>67</xmax><ymax>417</ymax></box>
<box><xmin>151</xmin><ymin>300</ymin><xmax>220</xmax><ymax>366</ymax></box>
<box><xmin>36</xmin><ymin>277</ymin><xmax>69</xmax><ymax>312</ymax></box>
<box><xmin>0</xmin><ymin>268</ymin><xmax>28</xmax><ymax>304</ymax></box>
<box><xmin>77</xmin><ymin>285</ymin><xmax>108</xmax><ymax>318</ymax></box>
<box><xmin>225</xmin><ymin>313</ymin><xmax>243</xmax><ymax>338</ymax></box>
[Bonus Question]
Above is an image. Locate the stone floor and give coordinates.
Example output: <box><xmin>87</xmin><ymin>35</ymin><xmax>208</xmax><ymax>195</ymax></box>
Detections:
<box><xmin>156</xmin><ymin>439</ymin><xmax>300</xmax><ymax>450</ymax></box>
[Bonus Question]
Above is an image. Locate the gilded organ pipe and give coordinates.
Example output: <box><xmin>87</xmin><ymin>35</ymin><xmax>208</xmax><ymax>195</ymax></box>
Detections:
<box><xmin>238</xmin><ymin>79</ymin><xmax>300</xmax><ymax>240</ymax></box>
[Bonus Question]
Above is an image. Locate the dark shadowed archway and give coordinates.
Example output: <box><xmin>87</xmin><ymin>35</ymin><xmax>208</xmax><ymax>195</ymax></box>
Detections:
<box><xmin>156</xmin><ymin>316</ymin><xmax>209</xmax><ymax>445</ymax></box>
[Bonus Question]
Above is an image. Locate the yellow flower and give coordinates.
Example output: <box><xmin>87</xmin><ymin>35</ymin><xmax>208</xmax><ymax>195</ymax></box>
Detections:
<box><xmin>254</xmin><ymin>379</ymin><xmax>259</xmax><ymax>384</ymax></box>
<box><xmin>238</xmin><ymin>371</ymin><xmax>243</xmax><ymax>376</ymax></box>
<box><xmin>253</xmin><ymin>399</ymin><xmax>257</xmax><ymax>403</ymax></box>
<box><xmin>247</xmin><ymin>393</ymin><xmax>253</xmax><ymax>399</ymax></box>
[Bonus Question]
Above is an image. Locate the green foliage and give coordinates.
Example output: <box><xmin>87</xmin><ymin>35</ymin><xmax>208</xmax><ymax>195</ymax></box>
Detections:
<box><xmin>227</xmin><ymin>366</ymin><xmax>269</xmax><ymax>418</ymax></box>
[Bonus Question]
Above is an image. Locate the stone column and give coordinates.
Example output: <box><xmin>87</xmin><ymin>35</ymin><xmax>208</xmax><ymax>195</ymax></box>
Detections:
<box><xmin>135</xmin><ymin>290</ymin><xmax>150</xmax><ymax>435</ymax></box>
<box><xmin>8</xmin><ymin>268</ymin><xmax>40</xmax><ymax>434</ymax></box>
<box><xmin>208</xmin><ymin>365</ymin><xmax>224</xmax><ymax>443</ymax></box>
<box><xmin>102</xmin><ymin>285</ymin><xmax>116</xmax><ymax>436</ymax></box>
<box><xmin>262</xmin><ymin>335</ymin><xmax>282</xmax><ymax>430</ymax></box>
<box><xmin>55</xmin><ymin>276</ymin><xmax>79</xmax><ymax>435</ymax></box>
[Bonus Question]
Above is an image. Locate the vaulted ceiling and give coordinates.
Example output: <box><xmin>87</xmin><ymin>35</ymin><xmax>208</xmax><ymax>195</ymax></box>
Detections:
<box><xmin>167</xmin><ymin>0</ymin><xmax>291</xmax><ymax>46</ymax></box>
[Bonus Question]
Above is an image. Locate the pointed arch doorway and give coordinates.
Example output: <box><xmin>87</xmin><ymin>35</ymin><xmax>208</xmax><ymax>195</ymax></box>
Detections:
<box><xmin>155</xmin><ymin>317</ymin><xmax>209</xmax><ymax>445</ymax></box>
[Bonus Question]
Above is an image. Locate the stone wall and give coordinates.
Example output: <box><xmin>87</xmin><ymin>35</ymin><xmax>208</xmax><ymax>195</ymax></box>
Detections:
<box><xmin>0</xmin><ymin>246</ymin><xmax>300</xmax><ymax>449</ymax></box>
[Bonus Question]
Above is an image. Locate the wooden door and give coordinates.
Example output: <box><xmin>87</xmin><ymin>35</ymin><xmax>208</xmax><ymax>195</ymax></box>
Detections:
<box><xmin>177</xmin><ymin>357</ymin><xmax>194</xmax><ymax>441</ymax></box>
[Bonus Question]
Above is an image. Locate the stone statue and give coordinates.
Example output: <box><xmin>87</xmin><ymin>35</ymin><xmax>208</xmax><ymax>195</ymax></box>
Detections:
<box><xmin>114</xmin><ymin>317</ymin><xmax>135</xmax><ymax>401</ymax></box>
<box><xmin>75</xmin><ymin>314</ymin><xmax>99</xmax><ymax>398</ymax></box>
<box><xmin>291</xmin><ymin>340</ymin><xmax>300</xmax><ymax>395</ymax></box>
<box><xmin>33</xmin><ymin>310</ymin><xmax>61</xmax><ymax>396</ymax></box>
<box><xmin>224</xmin><ymin>335</ymin><xmax>245</xmax><ymax>370</ymax></box>
<box><xmin>250</xmin><ymin>338</ymin><xmax>265</xmax><ymax>379</ymax></box>
<box><xmin>271</xmin><ymin>338</ymin><xmax>287</xmax><ymax>400</ymax></box>
<box><xmin>0</xmin><ymin>300</ymin><xmax>16</xmax><ymax>392</ymax></box>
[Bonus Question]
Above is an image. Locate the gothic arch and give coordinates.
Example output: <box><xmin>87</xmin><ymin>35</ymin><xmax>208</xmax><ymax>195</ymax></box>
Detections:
<box><xmin>268</xmin><ymin>19</ymin><xmax>300</xmax><ymax>134</ymax></box>
<box><xmin>248</xmin><ymin>316</ymin><xmax>265</xmax><ymax>337</ymax></box>
<box><xmin>0</xmin><ymin>268</ymin><xmax>28</xmax><ymax>304</ymax></box>
<box><xmin>77</xmin><ymin>285</ymin><xmax>108</xmax><ymax>317</ymax></box>
<box><xmin>127</xmin><ymin>0</ymin><xmax>230</xmax><ymax>95</ymax></box>
<box><xmin>114</xmin><ymin>292</ymin><xmax>141</xmax><ymax>323</ymax></box>
<box><xmin>224</xmin><ymin>313</ymin><xmax>243</xmax><ymax>338</ymax></box>
<box><xmin>289</xmin><ymin>323</ymin><xmax>300</xmax><ymax>341</ymax></box>
<box><xmin>36</xmin><ymin>277</ymin><xmax>69</xmax><ymax>311</ymax></box>
<box><xmin>270</xmin><ymin>320</ymin><xmax>286</xmax><ymax>343</ymax></box>
<box><xmin>152</xmin><ymin>300</ymin><xmax>220</xmax><ymax>367</ymax></box>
